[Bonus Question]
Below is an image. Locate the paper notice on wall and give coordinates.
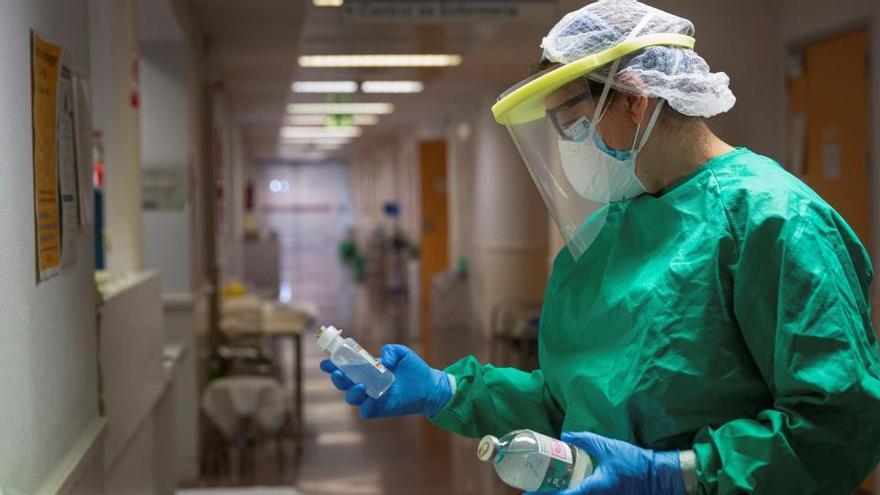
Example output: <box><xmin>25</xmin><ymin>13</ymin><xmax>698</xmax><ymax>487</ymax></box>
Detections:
<box><xmin>31</xmin><ymin>31</ymin><xmax>62</xmax><ymax>281</ymax></box>
<box><xmin>822</xmin><ymin>143</ymin><xmax>842</xmax><ymax>180</ymax></box>
<box><xmin>58</xmin><ymin>61</ymin><xmax>80</xmax><ymax>267</ymax></box>
<box><xmin>821</xmin><ymin>127</ymin><xmax>842</xmax><ymax>180</ymax></box>
<box><xmin>73</xmin><ymin>74</ymin><xmax>94</xmax><ymax>227</ymax></box>
<box><xmin>142</xmin><ymin>166</ymin><xmax>188</xmax><ymax>210</ymax></box>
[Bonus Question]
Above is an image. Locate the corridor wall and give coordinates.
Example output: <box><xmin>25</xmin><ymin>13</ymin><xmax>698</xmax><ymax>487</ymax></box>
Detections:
<box><xmin>140</xmin><ymin>41</ymin><xmax>192</xmax><ymax>295</ymax></box>
<box><xmin>0</xmin><ymin>0</ymin><xmax>103</xmax><ymax>492</ymax></box>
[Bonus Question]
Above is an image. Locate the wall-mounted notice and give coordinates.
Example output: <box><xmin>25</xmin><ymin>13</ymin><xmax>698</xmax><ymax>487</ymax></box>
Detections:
<box><xmin>142</xmin><ymin>166</ymin><xmax>188</xmax><ymax>211</ymax></box>
<box><xmin>31</xmin><ymin>31</ymin><xmax>62</xmax><ymax>281</ymax></box>
<box><xmin>58</xmin><ymin>61</ymin><xmax>80</xmax><ymax>267</ymax></box>
<box><xmin>73</xmin><ymin>74</ymin><xmax>94</xmax><ymax>227</ymax></box>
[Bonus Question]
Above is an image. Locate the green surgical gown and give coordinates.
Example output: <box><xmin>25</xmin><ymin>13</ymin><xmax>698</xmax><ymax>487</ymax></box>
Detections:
<box><xmin>430</xmin><ymin>148</ymin><xmax>880</xmax><ymax>494</ymax></box>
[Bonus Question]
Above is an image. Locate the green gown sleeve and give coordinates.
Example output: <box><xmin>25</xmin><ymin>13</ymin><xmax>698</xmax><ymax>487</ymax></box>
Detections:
<box><xmin>429</xmin><ymin>356</ymin><xmax>565</xmax><ymax>439</ymax></box>
<box><xmin>693</xmin><ymin>204</ymin><xmax>880</xmax><ymax>494</ymax></box>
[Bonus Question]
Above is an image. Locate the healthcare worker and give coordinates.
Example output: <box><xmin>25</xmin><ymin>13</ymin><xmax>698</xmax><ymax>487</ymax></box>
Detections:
<box><xmin>321</xmin><ymin>1</ymin><xmax>880</xmax><ymax>493</ymax></box>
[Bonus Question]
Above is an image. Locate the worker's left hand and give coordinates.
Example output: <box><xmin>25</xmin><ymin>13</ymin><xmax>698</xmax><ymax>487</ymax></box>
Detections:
<box><xmin>525</xmin><ymin>431</ymin><xmax>688</xmax><ymax>495</ymax></box>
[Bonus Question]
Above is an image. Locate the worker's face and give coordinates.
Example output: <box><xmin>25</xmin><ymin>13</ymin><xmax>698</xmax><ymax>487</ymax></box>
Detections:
<box><xmin>545</xmin><ymin>78</ymin><xmax>653</xmax><ymax>152</ymax></box>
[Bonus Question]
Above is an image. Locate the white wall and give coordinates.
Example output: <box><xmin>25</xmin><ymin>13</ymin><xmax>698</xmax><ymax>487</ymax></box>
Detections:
<box><xmin>227</xmin><ymin>123</ymin><xmax>247</xmax><ymax>281</ymax></box>
<box><xmin>554</xmin><ymin>0</ymin><xmax>787</xmax><ymax>159</ymax></box>
<box><xmin>139</xmin><ymin>43</ymin><xmax>188</xmax><ymax>168</ymax></box>
<box><xmin>137</xmin><ymin>7</ymin><xmax>202</xmax><ymax>481</ymax></box>
<box><xmin>0</xmin><ymin>0</ymin><xmax>100</xmax><ymax>492</ymax></box>
<box><xmin>210</xmin><ymin>89</ymin><xmax>250</xmax><ymax>285</ymax></box>
<box><xmin>447</xmin><ymin>115</ymin><xmax>477</xmax><ymax>266</ymax></box>
<box><xmin>141</xmin><ymin>41</ymin><xmax>193</xmax><ymax>294</ymax></box>
<box><xmin>91</xmin><ymin>0</ymin><xmax>144</xmax><ymax>273</ymax></box>
<box><xmin>470</xmin><ymin>101</ymin><xmax>550</xmax><ymax>334</ymax></box>
<box><xmin>445</xmin><ymin>96</ymin><xmax>551</xmax><ymax>336</ymax></box>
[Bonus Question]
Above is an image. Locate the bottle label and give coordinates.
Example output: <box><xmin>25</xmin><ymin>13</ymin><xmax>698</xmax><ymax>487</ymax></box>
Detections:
<box><xmin>353</xmin><ymin>344</ymin><xmax>387</xmax><ymax>374</ymax></box>
<box><xmin>536</xmin><ymin>435</ymin><xmax>573</xmax><ymax>464</ymax></box>
<box><xmin>536</xmin><ymin>434</ymin><xmax>576</xmax><ymax>491</ymax></box>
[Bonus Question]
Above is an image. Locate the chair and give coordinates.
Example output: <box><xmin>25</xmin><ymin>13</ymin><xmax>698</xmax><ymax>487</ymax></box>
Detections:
<box><xmin>200</xmin><ymin>376</ymin><xmax>291</xmax><ymax>482</ymax></box>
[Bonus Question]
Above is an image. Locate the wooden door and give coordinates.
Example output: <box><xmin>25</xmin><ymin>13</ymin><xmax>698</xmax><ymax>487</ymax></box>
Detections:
<box><xmin>419</xmin><ymin>140</ymin><xmax>449</xmax><ymax>360</ymax></box>
<box><xmin>788</xmin><ymin>29</ymin><xmax>871</xmax><ymax>247</ymax></box>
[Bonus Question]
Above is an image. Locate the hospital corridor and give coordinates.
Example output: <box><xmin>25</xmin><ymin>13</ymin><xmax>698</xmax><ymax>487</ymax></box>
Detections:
<box><xmin>4</xmin><ymin>1</ymin><xmax>880</xmax><ymax>494</ymax></box>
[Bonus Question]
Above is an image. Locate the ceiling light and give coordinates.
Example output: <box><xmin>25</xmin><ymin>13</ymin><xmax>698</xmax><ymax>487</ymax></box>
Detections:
<box><xmin>281</xmin><ymin>126</ymin><xmax>362</xmax><ymax>139</ymax></box>
<box><xmin>269</xmin><ymin>179</ymin><xmax>291</xmax><ymax>193</ymax></box>
<box><xmin>278</xmin><ymin>137</ymin><xmax>352</xmax><ymax>146</ymax></box>
<box><xmin>313</xmin><ymin>0</ymin><xmax>343</xmax><ymax>6</ymax></box>
<box><xmin>286</xmin><ymin>115</ymin><xmax>329</xmax><ymax>126</ymax></box>
<box><xmin>279</xmin><ymin>141</ymin><xmax>346</xmax><ymax>152</ymax></box>
<box><xmin>279</xmin><ymin>151</ymin><xmax>330</xmax><ymax>162</ymax></box>
<box><xmin>292</xmin><ymin>81</ymin><xmax>358</xmax><ymax>93</ymax></box>
<box><xmin>361</xmin><ymin>81</ymin><xmax>424</xmax><ymax>93</ymax></box>
<box><xmin>287</xmin><ymin>103</ymin><xmax>394</xmax><ymax>115</ymax></box>
<box><xmin>298</xmin><ymin>54</ymin><xmax>462</xmax><ymax>68</ymax></box>
<box><xmin>299</xmin><ymin>141</ymin><xmax>347</xmax><ymax>151</ymax></box>
<box><xmin>314</xmin><ymin>143</ymin><xmax>345</xmax><ymax>151</ymax></box>
<box><xmin>286</xmin><ymin>114</ymin><xmax>380</xmax><ymax>126</ymax></box>
<box><xmin>352</xmin><ymin>114</ymin><xmax>380</xmax><ymax>125</ymax></box>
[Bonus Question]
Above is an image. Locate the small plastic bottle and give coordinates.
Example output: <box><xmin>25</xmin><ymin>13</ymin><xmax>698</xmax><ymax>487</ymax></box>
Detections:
<box><xmin>317</xmin><ymin>325</ymin><xmax>395</xmax><ymax>398</ymax></box>
<box><xmin>478</xmin><ymin>429</ymin><xmax>593</xmax><ymax>492</ymax></box>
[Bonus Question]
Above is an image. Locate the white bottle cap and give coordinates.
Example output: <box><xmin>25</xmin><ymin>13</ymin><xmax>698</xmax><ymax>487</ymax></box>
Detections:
<box><xmin>477</xmin><ymin>435</ymin><xmax>500</xmax><ymax>462</ymax></box>
<box><xmin>317</xmin><ymin>325</ymin><xmax>342</xmax><ymax>352</ymax></box>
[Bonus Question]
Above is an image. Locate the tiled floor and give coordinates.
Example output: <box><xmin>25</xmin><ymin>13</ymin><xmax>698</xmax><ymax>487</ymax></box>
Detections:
<box><xmin>288</xmin><ymin>286</ymin><xmax>515</xmax><ymax>495</ymax></box>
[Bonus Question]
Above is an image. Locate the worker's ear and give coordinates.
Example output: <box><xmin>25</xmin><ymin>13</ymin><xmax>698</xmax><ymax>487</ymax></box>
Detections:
<box><xmin>625</xmin><ymin>94</ymin><xmax>651</xmax><ymax>125</ymax></box>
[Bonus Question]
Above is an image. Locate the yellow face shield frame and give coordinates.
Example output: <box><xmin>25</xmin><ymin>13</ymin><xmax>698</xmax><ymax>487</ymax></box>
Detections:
<box><xmin>492</xmin><ymin>33</ymin><xmax>696</xmax><ymax>126</ymax></box>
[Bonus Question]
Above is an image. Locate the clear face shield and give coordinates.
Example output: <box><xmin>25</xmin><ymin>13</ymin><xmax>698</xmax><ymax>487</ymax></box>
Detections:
<box><xmin>499</xmin><ymin>62</ymin><xmax>664</xmax><ymax>261</ymax></box>
<box><xmin>492</xmin><ymin>31</ymin><xmax>694</xmax><ymax>261</ymax></box>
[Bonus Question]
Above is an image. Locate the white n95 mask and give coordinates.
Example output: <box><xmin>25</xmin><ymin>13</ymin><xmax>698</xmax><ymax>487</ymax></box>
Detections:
<box><xmin>558</xmin><ymin>100</ymin><xmax>664</xmax><ymax>203</ymax></box>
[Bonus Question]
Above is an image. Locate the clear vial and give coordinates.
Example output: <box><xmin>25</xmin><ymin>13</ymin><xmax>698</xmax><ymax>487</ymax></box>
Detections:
<box><xmin>477</xmin><ymin>429</ymin><xmax>593</xmax><ymax>492</ymax></box>
<box><xmin>317</xmin><ymin>325</ymin><xmax>395</xmax><ymax>398</ymax></box>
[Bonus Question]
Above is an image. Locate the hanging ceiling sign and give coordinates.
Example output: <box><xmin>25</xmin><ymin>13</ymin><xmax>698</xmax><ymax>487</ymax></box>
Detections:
<box><xmin>342</xmin><ymin>0</ymin><xmax>556</xmax><ymax>24</ymax></box>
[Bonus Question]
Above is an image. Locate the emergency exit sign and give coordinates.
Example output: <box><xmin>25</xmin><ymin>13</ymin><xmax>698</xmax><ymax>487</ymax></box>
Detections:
<box><xmin>342</xmin><ymin>0</ymin><xmax>556</xmax><ymax>23</ymax></box>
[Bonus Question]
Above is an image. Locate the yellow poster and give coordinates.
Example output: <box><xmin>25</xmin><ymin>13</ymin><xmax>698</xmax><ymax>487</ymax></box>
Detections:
<box><xmin>31</xmin><ymin>31</ymin><xmax>62</xmax><ymax>281</ymax></box>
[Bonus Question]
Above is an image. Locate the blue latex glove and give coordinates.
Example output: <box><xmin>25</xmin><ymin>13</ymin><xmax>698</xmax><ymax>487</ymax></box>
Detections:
<box><xmin>319</xmin><ymin>344</ymin><xmax>452</xmax><ymax>419</ymax></box>
<box><xmin>525</xmin><ymin>431</ymin><xmax>688</xmax><ymax>495</ymax></box>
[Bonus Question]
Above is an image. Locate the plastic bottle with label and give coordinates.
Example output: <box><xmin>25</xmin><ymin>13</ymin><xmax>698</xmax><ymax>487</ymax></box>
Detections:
<box><xmin>477</xmin><ymin>429</ymin><xmax>593</xmax><ymax>492</ymax></box>
<box><xmin>317</xmin><ymin>325</ymin><xmax>395</xmax><ymax>398</ymax></box>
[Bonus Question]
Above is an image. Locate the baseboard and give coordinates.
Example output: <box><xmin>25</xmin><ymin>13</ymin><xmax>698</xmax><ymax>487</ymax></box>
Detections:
<box><xmin>36</xmin><ymin>417</ymin><xmax>107</xmax><ymax>495</ymax></box>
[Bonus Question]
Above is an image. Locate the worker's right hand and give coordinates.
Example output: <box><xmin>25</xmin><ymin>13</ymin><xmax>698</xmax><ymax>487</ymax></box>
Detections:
<box><xmin>319</xmin><ymin>344</ymin><xmax>453</xmax><ymax>419</ymax></box>
<box><xmin>524</xmin><ymin>432</ymin><xmax>690</xmax><ymax>495</ymax></box>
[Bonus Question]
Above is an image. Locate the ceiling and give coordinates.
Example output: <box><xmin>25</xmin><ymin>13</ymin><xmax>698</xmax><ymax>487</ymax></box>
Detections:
<box><xmin>184</xmin><ymin>0</ymin><xmax>565</xmax><ymax>163</ymax></box>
